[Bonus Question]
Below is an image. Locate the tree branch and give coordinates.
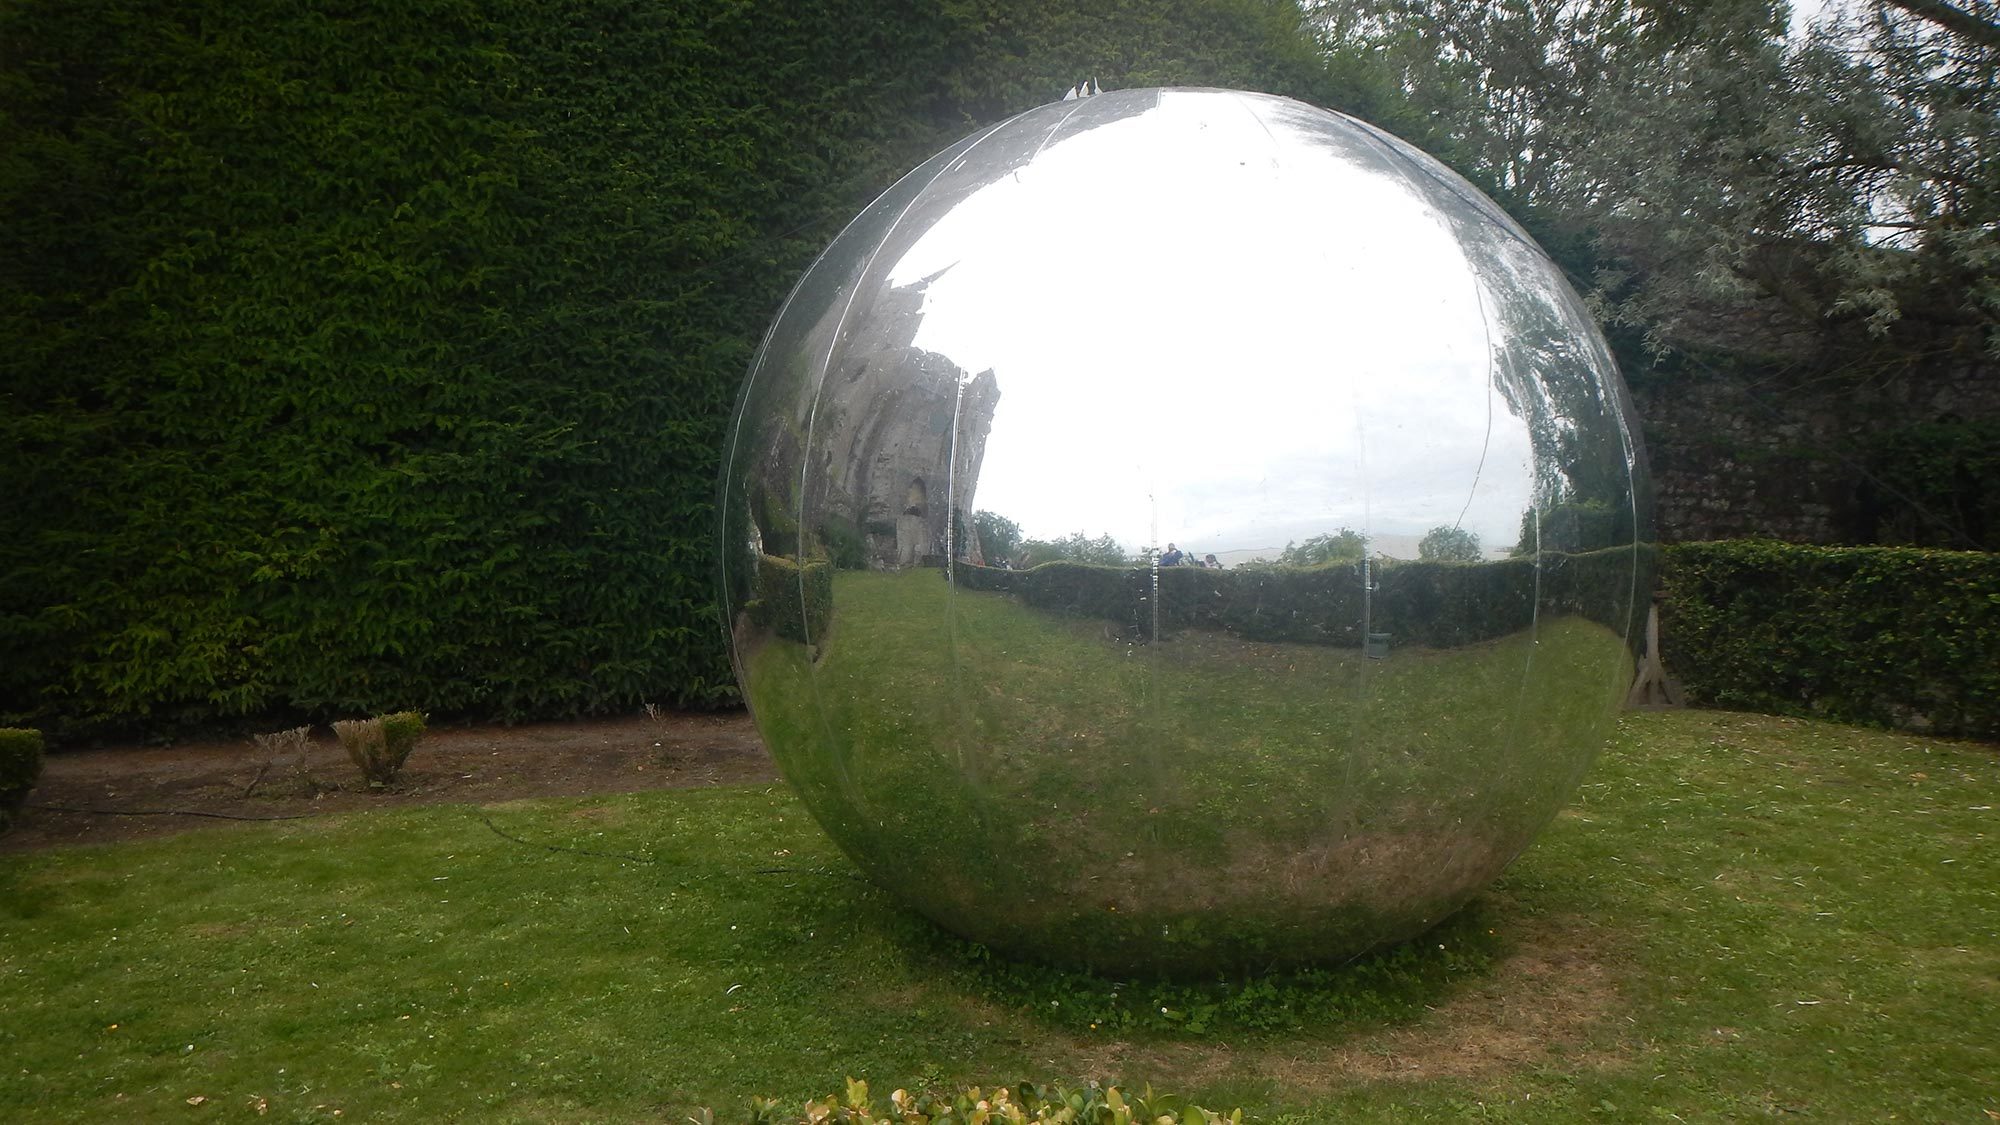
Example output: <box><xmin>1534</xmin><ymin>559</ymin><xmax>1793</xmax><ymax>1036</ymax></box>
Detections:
<box><xmin>1884</xmin><ymin>0</ymin><xmax>2000</xmax><ymax>50</ymax></box>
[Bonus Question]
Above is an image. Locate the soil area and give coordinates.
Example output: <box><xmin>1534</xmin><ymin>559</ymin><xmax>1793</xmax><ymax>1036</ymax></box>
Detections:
<box><xmin>3</xmin><ymin>710</ymin><xmax>778</xmax><ymax>853</ymax></box>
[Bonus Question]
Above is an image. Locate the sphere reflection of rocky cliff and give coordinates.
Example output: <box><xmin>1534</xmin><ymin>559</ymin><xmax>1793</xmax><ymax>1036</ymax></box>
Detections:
<box><xmin>721</xmin><ymin>88</ymin><xmax>1647</xmax><ymax>975</ymax></box>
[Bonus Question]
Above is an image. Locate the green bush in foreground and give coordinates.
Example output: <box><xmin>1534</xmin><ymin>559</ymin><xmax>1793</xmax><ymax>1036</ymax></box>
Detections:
<box><xmin>707</xmin><ymin>1079</ymin><xmax>1240</xmax><ymax>1124</ymax></box>
<box><xmin>0</xmin><ymin>727</ymin><xmax>43</xmax><ymax>832</ymax></box>
<box><xmin>1661</xmin><ymin>541</ymin><xmax>2000</xmax><ymax>739</ymax></box>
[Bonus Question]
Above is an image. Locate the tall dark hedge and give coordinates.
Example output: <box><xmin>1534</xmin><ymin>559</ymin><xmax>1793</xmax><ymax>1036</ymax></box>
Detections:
<box><xmin>1661</xmin><ymin>541</ymin><xmax>2000</xmax><ymax>740</ymax></box>
<box><xmin>0</xmin><ymin>0</ymin><xmax>1385</xmax><ymax>735</ymax></box>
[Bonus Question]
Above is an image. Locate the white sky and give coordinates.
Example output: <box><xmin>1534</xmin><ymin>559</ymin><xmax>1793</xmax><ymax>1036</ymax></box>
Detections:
<box><xmin>882</xmin><ymin>91</ymin><xmax>1539</xmax><ymax>560</ymax></box>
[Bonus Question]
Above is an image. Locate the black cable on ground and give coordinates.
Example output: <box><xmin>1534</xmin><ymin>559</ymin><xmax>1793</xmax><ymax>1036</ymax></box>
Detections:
<box><xmin>26</xmin><ymin>802</ymin><xmax>312</xmax><ymax>822</ymax></box>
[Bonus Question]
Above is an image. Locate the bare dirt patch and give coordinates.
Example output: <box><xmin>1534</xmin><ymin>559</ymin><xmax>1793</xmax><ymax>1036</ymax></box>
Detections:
<box><xmin>2</xmin><ymin>709</ymin><xmax>778</xmax><ymax>852</ymax></box>
<box><xmin>1314</xmin><ymin>914</ymin><xmax>1622</xmax><ymax>1081</ymax></box>
<box><xmin>1067</xmin><ymin>910</ymin><xmax>1623</xmax><ymax>1089</ymax></box>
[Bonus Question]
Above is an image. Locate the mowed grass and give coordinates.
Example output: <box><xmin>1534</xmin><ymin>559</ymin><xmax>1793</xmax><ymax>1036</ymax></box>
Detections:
<box><xmin>1</xmin><ymin>710</ymin><xmax>1996</xmax><ymax>1122</ymax></box>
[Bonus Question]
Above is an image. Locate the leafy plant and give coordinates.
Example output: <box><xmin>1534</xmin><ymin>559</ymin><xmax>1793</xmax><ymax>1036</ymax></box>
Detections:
<box><xmin>706</xmin><ymin>1078</ymin><xmax>1241</xmax><ymax>1124</ymax></box>
<box><xmin>331</xmin><ymin>712</ymin><xmax>425</xmax><ymax>788</ymax></box>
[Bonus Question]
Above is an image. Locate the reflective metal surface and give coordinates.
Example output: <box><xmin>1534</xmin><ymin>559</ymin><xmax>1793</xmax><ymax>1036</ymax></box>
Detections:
<box><xmin>720</xmin><ymin>89</ymin><xmax>1649</xmax><ymax>976</ymax></box>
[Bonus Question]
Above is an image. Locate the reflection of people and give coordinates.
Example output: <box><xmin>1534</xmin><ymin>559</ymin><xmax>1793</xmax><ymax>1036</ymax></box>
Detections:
<box><xmin>1160</xmin><ymin>543</ymin><xmax>1184</xmax><ymax>566</ymax></box>
<box><xmin>1204</xmin><ymin>553</ymin><xmax>1220</xmax><ymax>568</ymax></box>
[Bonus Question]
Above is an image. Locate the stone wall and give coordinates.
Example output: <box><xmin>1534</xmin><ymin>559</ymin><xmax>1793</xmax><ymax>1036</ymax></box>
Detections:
<box><xmin>1630</xmin><ymin>355</ymin><xmax>1999</xmax><ymax>547</ymax></box>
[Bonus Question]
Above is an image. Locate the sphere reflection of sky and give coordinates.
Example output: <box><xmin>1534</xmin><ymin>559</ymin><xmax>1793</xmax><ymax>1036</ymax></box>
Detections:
<box><xmin>884</xmin><ymin>90</ymin><xmax>1535</xmax><ymax>560</ymax></box>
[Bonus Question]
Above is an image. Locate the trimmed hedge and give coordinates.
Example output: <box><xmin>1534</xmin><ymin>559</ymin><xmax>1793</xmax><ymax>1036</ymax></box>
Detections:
<box><xmin>1661</xmin><ymin>541</ymin><xmax>2000</xmax><ymax>740</ymax></box>
<box><xmin>0</xmin><ymin>0</ymin><xmax>1398</xmax><ymax>737</ymax></box>
<box><xmin>0</xmin><ymin>728</ymin><xmax>45</xmax><ymax>833</ymax></box>
<box><xmin>955</xmin><ymin>547</ymin><xmax>1646</xmax><ymax>650</ymax></box>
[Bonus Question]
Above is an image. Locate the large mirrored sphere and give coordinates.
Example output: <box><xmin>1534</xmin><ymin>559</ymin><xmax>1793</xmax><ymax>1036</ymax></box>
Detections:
<box><xmin>720</xmin><ymin>88</ymin><xmax>1649</xmax><ymax>976</ymax></box>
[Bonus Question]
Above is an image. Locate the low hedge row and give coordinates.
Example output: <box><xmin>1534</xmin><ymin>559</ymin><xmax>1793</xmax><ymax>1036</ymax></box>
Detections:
<box><xmin>1660</xmin><ymin>541</ymin><xmax>2000</xmax><ymax>740</ymax></box>
<box><xmin>750</xmin><ymin>554</ymin><xmax>833</xmax><ymax>646</ymax></box>
<box><xmin>955</xmin><ymin>547</ymin><xmax>1647</xmax><ymax>650</ymax></box>
<box><xmin>0</xmin><ymin>727</ymin><xmax>44</xmax><ymax>833</ymax></box>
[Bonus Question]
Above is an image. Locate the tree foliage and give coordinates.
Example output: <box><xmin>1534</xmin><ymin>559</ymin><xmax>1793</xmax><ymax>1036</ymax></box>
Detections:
<box><xmin>1314</xmin><ymin>0</ymin><xmax>2000</xmax><ymax>359</ymax></box>
<box><xmin>1417</xmin><ymin>524</ymin><xmax>1483</xmax><ymax>563</ymax></box>
<box><xmin>1277</xmin><ymin>528</ymin><xmax>1368</xmax><ymax>567</ymax></box>
<box><xmin>1018</xmin><ymin>532</ymin><xmax>1134</xmax><ymax>568</ymax></box>
<box><xmin>972</xmin><ymin>510</ymin><xmax>1025</xmax><ymax>566</ymax></box>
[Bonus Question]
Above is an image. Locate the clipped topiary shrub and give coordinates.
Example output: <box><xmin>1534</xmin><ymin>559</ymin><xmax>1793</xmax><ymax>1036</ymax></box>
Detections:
<box><xmin>0</xmin><ymin>727</ymin><xmax>46</xmax><ymax>833</ymax></box>
<box><xmin>332</xmin><ymin>712</ymin><xmax>426</xmax><ymax>788</ymax></box>
<box><xmin>1661</xmin><ymin>541</ymin><xmax>2000</xmax><ymax>739</ymax></box>
<box><xmin>380</xmin><ymin>710</ymin><xmax>426</xmax><ymax>768</ymax></box>
<box><xmin>706</xmin><ymin>1078</ymin><xmax>1241</xmax><ymax>1125</ymax></box>
<box><xmin>750</xmin><ymin>554</ymin><xmax>833</xmax><ymax>645</ymax></box>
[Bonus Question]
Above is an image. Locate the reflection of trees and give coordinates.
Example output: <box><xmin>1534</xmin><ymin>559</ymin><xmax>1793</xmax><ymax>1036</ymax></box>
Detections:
<box><xmin>1418</xmin><ymin>525</ymin><xmax>1482</xmax><ymax>562</ymax></box>
<box><xmin>1263</xmin><ymin>92</ymin><xmax>1645</xmax><ymax>553</ymax></box>
<box><xmin>1511</xmin><ymin>499</ymin><xmax>1625</xmax><ymax>556</ymax></box>
<box><xmin>1479</xmin><ymin>263</ymin><xmax>1641</xmax><ymax>547</ymax></box>
<box><xmin>1229</xmin><ymin>528</ymin><xmax>1369</xmax><ymax>571</ymax></box>
<box><xmin>1412</xmin><ymin>148</ymin><xmax>1647</xmax><ymax>554</ymax></box>
<box><xmin>1019</xmin><ymin>531</ymin><xmax>1132</xmax><ymax>567</ymax></box>
<box><xmin>1277</xmin><ymin>528</ymin><xmax>1368</xmax><ymax>567</ymax></box>
<box><xmin>973</xmin><ymin>510</ymin><xmax>1023</xmax><ymax>563</ymax></box>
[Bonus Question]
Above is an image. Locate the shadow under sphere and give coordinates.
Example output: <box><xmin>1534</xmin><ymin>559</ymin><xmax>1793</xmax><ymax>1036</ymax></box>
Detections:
<box><xmin>720</xmin><ymin>88</ymin><xmax>1650</xmax><ymax>976</ymax></box>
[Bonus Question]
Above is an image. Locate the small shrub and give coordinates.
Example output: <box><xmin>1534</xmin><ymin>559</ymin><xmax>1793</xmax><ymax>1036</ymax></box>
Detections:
<box><xmin>252</xmin><ymin>726</ymin><xmax>312</xmax><ymax>759</ymax></box>
<box><xmin>818</xmin><ymin>516</ymin><xmax>870</xmax><ymax>570</ymax></box>
<box><xmin>0</xmin><ymin>727</ymin><xmax>47</xmax><ymax>833</ymax></box>
<box><xmin>332</xmin><ymin>712</ymin><xmax>426</xmax><ymax>788</ymax></box>
<box><xmin>704</xmin><ymin>1078</ymin><xmax>1241</xmax><ymax>1124</ymax></box>
<box><xmin>750</xmin><ymin>553</ymin><xmax>834</xmax><ymax>645</ymax></box>
<box><xmin>250</xmin><ymin>725</ymin><xmax>317</xmax><ymax>796</ymax></box>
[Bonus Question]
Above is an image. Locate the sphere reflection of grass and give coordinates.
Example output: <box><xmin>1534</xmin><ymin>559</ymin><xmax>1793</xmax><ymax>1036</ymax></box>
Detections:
<box><xmin>746</xmin><ymin>570</ymin><xmax>1630</xmax><ymax>975</ymax></box>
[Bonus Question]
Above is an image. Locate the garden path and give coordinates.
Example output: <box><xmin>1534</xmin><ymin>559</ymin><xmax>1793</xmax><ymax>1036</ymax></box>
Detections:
<box><xmin>3</xmin><ymin>710</ymin><xmax>777</xmax><ymax>852</ymax></box>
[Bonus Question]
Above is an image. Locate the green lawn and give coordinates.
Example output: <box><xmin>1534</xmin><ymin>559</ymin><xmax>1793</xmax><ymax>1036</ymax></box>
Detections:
<box><xmin>2</xmin><ymin>709</ymin><xmax>1995</xmax><ymax>1121</ymax></box>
